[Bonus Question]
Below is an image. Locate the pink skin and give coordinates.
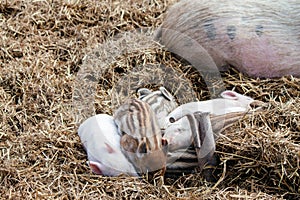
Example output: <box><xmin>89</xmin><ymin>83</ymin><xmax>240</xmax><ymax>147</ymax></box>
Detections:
<box><xmin>78</xmin><ymin>114</ymin><xmax>138</xmax><ymax>177</ymax></box>
<box><xmin>157</xmin><ymin>0</ymin><xmax>300</xmax><ymax>78</ymax></box>
<box><xmin>167</xmin><ymin>90</ymin><xmax>255</xmax><ymax>121</ymax></box>
<box><xmin>210</xmin><ymin>22</ymin><xmax>288</xmax><ymax>77</ymax></box>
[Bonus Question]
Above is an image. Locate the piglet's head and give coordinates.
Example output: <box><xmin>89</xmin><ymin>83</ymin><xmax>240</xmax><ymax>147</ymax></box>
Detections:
<box><xmin>120</xmin><ymin>133</ymin><xmax>168</xmax><ymax>174</ymax></box>
<box><xmin>114</xmin><ymin>99</ymin><xmax>168</xmax><ymax>175</ymax></box>
<box><xmin>87</xmin><ymin>142</ymin><xmax>138</xmax><ymax>177</ymax></box>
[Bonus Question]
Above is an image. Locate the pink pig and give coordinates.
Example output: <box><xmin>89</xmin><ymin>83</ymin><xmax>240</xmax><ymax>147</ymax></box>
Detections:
<box><xmin>78</xmin><ymin>114</ymin><xmax>138</xmax><ymax>177</ymax></box>
<box><xmin>156</xmin><ymin>0</ymin><xmax>300</xmax><ymax>78</ymax></box>
<box><xmin>164</xmin><ymin>90</ymin><xmax>263</xmax><ymax>153</ymax></box>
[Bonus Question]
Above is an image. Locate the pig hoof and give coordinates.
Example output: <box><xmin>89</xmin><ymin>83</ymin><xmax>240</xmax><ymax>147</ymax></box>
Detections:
<box><xmin>202</xmin><ymin>154</ymin><xmax>220</xmax><ymax>182</ymax></box>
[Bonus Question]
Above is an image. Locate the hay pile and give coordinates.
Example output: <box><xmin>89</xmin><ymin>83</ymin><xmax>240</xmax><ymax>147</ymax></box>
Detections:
<box><xmin>0</xmin><ymin>0</ymin><xmax>299</xmax><ymax>199</ymax></box>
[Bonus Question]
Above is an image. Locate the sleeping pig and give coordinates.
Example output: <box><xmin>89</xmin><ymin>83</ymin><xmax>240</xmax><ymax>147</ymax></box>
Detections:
<box><xmin>164</xmin><ymin>90</ymin><xmax>264</xmax><ymax>153</ymax></box>
<box><xmin>78</xmin><ymin>114</ymin><xmax>138</xmax><ymax>177</ymax></box>
<box><xmin>156</xmin><ymin>0</ymin><xmax>300</xmax><ymax>78</ymax></box>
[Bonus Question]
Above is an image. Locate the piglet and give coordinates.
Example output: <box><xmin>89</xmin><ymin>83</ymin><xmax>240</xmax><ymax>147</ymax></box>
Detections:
<box><xmin>168</xmin><ymin>90</ymin><xmax>262</xmax><ymax>120</ymax></box>
<box><xmin>113</xmin><ymin>98</ymin><xmax>168</xmax><ymax>175</ymax></box>
<box><xmin>165</xmin><ymin>91</ymin><xmax>264</xmax><ymax>177</ymax></box>
<box><xmin>78</xmin><ymin>114</ymin><xmax>138</xmax><ymax>177</ymax></box>
<box><xmin>137</xmin><ymin>86</ymin><xmax>178</xmax><ymax>129</ymax></box>
<box><xmin>164</xmin><ymin>90</ymin><xmax>264</xmax><ymax>153</ymax></box>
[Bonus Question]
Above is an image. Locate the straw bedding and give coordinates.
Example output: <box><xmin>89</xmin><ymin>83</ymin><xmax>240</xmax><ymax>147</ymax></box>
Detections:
<box><xmin>0</xmin><ymin>0</ymin><xmax>299</xmax><ymax>199</ymax></box>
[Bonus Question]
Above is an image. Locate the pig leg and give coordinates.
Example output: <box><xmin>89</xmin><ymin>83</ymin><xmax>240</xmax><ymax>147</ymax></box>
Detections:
<box><xmin>192</xmin><ymin>111</ymin><xmax>218</xmax><ymax>182</ymax></box>
<box><xmin>193</xmin><ymin>111</ymin><xmax>216</xmax><ymax>172</ymax></box>
<box><xmin>174</xmin><ymin>111</ymin><xmax>215</xmax><ymax>170</ymax></box>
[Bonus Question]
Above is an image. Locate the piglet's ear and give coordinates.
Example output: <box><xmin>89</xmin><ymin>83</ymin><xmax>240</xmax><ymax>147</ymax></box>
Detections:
<box><xmin>88</xmin><ymin>161</ymin><xmax>103</xmax><ymax>175</ymax></box>
<box><xmin>221</xmin><ymin>90</ymin><xmax>238</xmax><ymax>100</ymax></box>
<box><xmin>120</xmin><ymin>134</ymin><xmax>138</xmax><ymax>153</ymax></box>
<box><xmin>137</xmin><ymin>88</ymin><xmax>152</xmax><ymax>98</ymax></box>
<box><xmin>160</xmin><ymin>87</ymin><xmax>174</xmax><ymax>101</ymax></box>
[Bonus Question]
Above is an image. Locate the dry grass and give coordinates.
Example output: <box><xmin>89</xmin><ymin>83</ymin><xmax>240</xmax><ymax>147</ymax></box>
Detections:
<box><xmin>0</xmin><ymin>0</ymin><xmax>299</xmax><ymax>199</ymax></box>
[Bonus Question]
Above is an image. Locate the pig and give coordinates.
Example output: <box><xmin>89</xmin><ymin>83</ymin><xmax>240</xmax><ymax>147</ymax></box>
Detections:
<box><xmin>137</xmin><ymin>86</ymin><xmax>178</xmax><ymax>129</ymax></box>
<box><xmin>77</xmin><ymin>114</ymin><xmax>138</xmax><ymax>177</ymax></box>
<box><xmin>155</xmin><ymin>0</ymin><xmax>300</xmax><ymax>78</ymax></box>
<box><xmin>164</xmin><ymin>90</ymin><xmax>264</xmax><ymax>176</ymax></box>
<box><xmin>113</xmin><ymin>98</ymin><xmax>168</xmax><ymax>175</ymax></box>
<box><xmin>174</xmin><ymin>111</ymin><xmax>216</xmax><ymax>171</ymax></box>
<box><xmin>164</xmin><ymin>90</ymin><xmax>264</xmax><ymax>153</ymax></box>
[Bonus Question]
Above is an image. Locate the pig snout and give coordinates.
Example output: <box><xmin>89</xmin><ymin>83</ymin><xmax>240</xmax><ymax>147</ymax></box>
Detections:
<box><xmin>249</xmin><ymin>100</ymin><xmax>268</xmax><ymax>111</ymax></box>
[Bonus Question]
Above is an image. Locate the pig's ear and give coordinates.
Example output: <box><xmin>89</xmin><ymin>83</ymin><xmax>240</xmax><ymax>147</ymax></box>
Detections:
<box><xmin>120</xmin><ymin>134</ymin><xmax>138</xmax><ymax>153</ymax></box>
<box><xmin>137</xmin><ymin>88</ymin><xmax>152</xmax><ymax>98</ymax></box>
<box><xmin>221</xmin><ymin>90</ymin><xmax>238</xmax><ymax>100</ymax></box>
<box><xmin>160</xmin><ymin>87</ymin><xmax>174</xmax><ymax>101</ymax></box>
<box><xmin>88</xmin><ymin>161</ymin><xmax>103</xmax><ymax>175</ymax></box>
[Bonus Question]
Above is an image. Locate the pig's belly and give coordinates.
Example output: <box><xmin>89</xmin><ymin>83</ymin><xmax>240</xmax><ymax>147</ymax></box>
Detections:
<box><xmin>197</xmin><ymin>18</ymin><xmax>300</xmax><ymax>78</ymax></box>
<box><xmin>158</xmin><ymin>0</ymin><xmax>300</xmax><ymax>78</ymax></box>
<box><xmin>206</xmin><ymin>38</ymin><xmax>299</xmax><ymax>78</ymax></box>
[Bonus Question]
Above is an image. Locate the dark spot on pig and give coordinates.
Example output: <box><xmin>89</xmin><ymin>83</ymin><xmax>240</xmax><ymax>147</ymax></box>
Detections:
<box><xmin>169</xmin><ymin>117</ymin><xmax>176</xmax><ymax>123</ymax></box>
<box><xmin>161</xmin><ymin>138</ymin><xmax>168</xmax><ymax>146</ymax></box>
<box><xmin>227</xmin><ymin>25</ymin><xmax>236</xmax><ymax>40</ymax></box>
<box><xmin>138</xmin><ymin>141</ymin><xmax>148</xmax><ymax>153</ymax></box>
<box><xmin>203</xmin><ymin>19</ymin><xmax>216</xmax><ymax>40</ymax></box>
<box><xmin>255</xmin><ymin>25</ymin><xmax>263</xmax><ymax>36</ymax></box>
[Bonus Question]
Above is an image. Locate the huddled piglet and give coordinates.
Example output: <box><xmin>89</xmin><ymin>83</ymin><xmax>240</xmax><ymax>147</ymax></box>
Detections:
<box><xmin>137</xmin><ymin>86</ymin><xmax>178</xmax><ymax>129</ymax></box>
<box><xmin>164</xmin><ymin>90</ymin><xmax>264</xmax><ymax>154</ymax></box>
<box><xmin>164</xmin><ymin>91</ymin><xmax>264</xmax><ymax>177</ymax></box>
<box><xmin>77</xmin><ymin>114</ymin><xmax>138</xmax><ymax>176</ymax></box>
<box><xmin>113</xmin><ymin>98</ymin><xmax>168</xmax><ymax>175</ymax></box>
